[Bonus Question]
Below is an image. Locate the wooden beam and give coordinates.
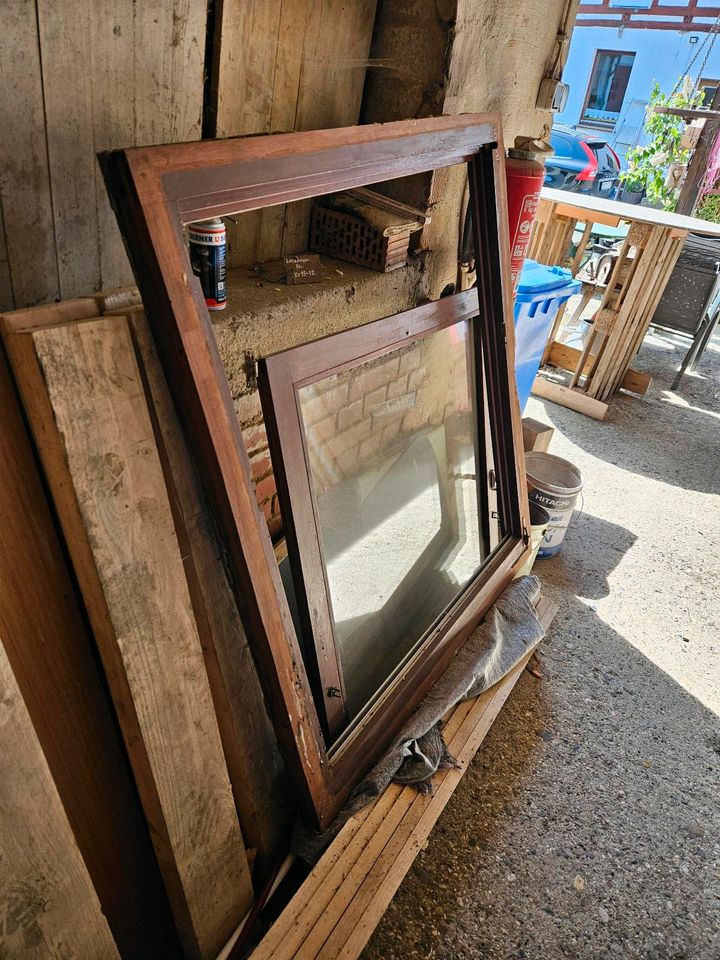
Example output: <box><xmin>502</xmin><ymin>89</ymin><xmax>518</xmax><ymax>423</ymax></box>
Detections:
<box><xmin>0</xmin><ymin>346</ymin><xmax>178</xmax><ymax>958</ymax></box>
<box><xmin>0</xmin><ymin>640</ymin><xmax>121</xmax><ymax>960</ymax></box>
<box><xmin>532</xmin><ymin>375</ymin><xmax>609</xmax><ymax>420</ymax></box>
<box><xmin>554</xmin><ymin>202</ymin><xmax>621</xmax><ymax>228</ymax></box>
<box><xmin>129</xmin><ymin>310</ymin><xmax>291</xmax><ymax>878</ymax></box>
<box><xmin>5</xmin><ymin>317</ymin><xmax>254</xmax><ymax>960</ymax></box>
<box><xmin>546</xmin><ymin>340</ymin><xmax>652</xmax><ymax>395</ymax></box>
<box><xmin>522</xmin><ymin>416</ymin><xmax>555</xmax><ymax>453</ymax></box>
<box><xmin>675</xmin><ymin>86</ymin><xmax>720</xmax><ymax>216</ymax></box>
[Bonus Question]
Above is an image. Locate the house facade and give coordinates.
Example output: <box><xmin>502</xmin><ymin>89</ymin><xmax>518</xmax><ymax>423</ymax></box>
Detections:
<box><xmin>557</xmin><ymin>0</ymin><xmax>720</xmax><ymax>163</ymax></box>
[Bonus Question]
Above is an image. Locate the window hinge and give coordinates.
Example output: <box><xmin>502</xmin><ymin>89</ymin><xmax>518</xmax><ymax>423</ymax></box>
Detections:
<box><xmin>522</xmin><ymin>523</ymin><xmax>530</xmax><ymax>546</ymax></box>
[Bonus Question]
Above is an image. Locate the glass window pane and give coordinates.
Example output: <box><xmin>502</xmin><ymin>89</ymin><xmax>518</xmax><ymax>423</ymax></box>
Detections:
<box><xmin>297</xmin><ymin>319</ymin><xmax>488</xmax><ymax>722</ymax></box>
<box><xmin>585</xmin><ymin>51</ymin><xmax>634</xmax><ymax>123</ymax></box>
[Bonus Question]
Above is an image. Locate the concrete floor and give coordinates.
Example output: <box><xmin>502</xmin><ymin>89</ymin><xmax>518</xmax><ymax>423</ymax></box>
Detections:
<box><xmin>362</xmin><ymin>328</ymin><xmax>720</xmax><ymax>959</ymax></box>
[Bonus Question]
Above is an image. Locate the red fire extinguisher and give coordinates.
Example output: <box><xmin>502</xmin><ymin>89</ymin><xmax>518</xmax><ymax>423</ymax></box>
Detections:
<box><xmin>505</xmin><ymin>137</ymin><xmax>552</xmax><ymax>295</ymax></box>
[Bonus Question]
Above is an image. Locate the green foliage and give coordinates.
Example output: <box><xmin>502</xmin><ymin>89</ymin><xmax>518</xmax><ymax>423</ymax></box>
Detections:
<box><xmin>695</xmin><ymin>193</ymin><xmax>720</xmax><ymax>223</ymax></box>
<box><xmin>620</xmin><ymin>78</ymin><xmax>705</xmax><ymax>211</ymax></box>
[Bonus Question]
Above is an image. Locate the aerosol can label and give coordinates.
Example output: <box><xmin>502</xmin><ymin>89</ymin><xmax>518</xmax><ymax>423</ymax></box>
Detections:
<box><xmin>189</xmin><ymin>218</ymin><xmax>227</xmax><ymax>310</ymax></box>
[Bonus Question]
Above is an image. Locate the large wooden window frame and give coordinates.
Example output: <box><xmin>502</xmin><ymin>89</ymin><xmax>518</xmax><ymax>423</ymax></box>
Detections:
<box><xmin>101</xmin><ymin>116</ymin><xmax>530</xmax><ymax>830</ymax></box>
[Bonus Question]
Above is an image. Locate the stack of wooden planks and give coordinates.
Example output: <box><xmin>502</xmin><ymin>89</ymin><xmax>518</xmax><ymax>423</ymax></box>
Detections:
<box><xmin>528</xmin><ymin>195</ymin><xmax>687</xmax><ymax>420</ymax></box>
<box><xmin>0</xmin><ymin>294</ymin><xmax>291</xmax><ymax>960</ymax></box>
<box><xmin>247</xmin><ymin>597</ymin><xmax>557</xmax><ymax>960</ymax></box>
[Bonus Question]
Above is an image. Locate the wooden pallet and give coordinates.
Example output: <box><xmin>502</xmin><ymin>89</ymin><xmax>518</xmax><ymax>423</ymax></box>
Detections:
<box><xmin>248</xmin><ymin>595</ymin><xmax>557</xmax><ymax>960</ymax></box>
<box><xmin>529</xmin><ymin>194</ymin><xmax>688</xmax><ymax>418</ymax></box>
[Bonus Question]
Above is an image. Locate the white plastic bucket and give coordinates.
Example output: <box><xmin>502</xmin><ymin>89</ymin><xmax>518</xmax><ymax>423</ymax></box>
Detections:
<box><xmin>525</xmin><ymin>452</ymin><xmax>583</xmax><ymax>558</ymax></box>
<box><xmin>515</xmin><ymin>503</ymin><xmax>550</xmax><ymax>577</ymax></box>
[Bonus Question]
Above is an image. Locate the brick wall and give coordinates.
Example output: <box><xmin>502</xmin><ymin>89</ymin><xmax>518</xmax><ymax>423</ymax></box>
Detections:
<box><xmin>238</xmin><ymin>322</ymin><xmax>472</xmax><ymax>540</ymax></box>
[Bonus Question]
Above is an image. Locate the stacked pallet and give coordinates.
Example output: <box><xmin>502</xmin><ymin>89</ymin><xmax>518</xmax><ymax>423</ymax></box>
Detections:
<box><xmin>0</xmin><ymin>295</ymin><xmax>291</xmax><ymax>960</ymax></box>
<box><xmin>529</xmin><ymin>194</ymin><xmax>688</xmax><ymax>420</ymax></box>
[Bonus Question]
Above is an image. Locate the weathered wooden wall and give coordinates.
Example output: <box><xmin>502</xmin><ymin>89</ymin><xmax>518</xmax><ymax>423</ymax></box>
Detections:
<box><xmin>212</xmin><ymin>0</ymin><xmax>378</xmax><ymax>267</ymax></box>
<box><xmin>0</xmin><ymin>0</ymin><xmax>378</xmax><ymax>311</ymax></box>
<box><xmin>0</xmin><ymin>0</ymin><xmax>206</xmax><ymax>309</ymax></box>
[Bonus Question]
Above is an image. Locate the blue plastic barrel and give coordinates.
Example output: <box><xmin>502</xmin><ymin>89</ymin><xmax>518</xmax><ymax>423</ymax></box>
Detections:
<box><xmin>513</xmin><ymin>260</ymin><xmax>581</xmax><ymax>412</ymax></box>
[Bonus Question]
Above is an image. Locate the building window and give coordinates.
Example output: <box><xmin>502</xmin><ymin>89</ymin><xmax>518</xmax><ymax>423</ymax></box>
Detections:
<box><xmin>700</xmin><ymin>78</ymin><xmax>720</xmax><ymax>106</ymax></box>
<box><xmin>582</xmin><ymin>50</ymin><xmax>635</xmax><ymax>127</ymax></box>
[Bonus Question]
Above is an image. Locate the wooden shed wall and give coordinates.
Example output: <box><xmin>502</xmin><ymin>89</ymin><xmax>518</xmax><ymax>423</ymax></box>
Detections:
<box><xmin>0</xmin><ymin>0</ymin><xmax>378</xmax><ymax>311</ymax></box>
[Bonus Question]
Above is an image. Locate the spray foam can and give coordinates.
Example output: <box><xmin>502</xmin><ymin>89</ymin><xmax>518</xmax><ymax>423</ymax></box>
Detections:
<box><xmin>189</xmin><ymin>217</ymin><xmax>227</xmax><ymax>310</ymax></box>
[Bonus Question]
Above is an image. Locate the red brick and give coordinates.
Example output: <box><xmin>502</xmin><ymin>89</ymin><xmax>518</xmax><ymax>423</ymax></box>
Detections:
<box><xmin>348</xmin><ymin>356</ymin><xmax>399</xmax><ymax>403</ymax></box>
<box><xmin>250</xmin><ymin>454</ymin><xmax>272</xmax><ymax>481</ymax></box>
<box><xmin>337</xmin><ymin>397</ymin><xmax>363</xmax><ymax>431</ymax></box>
<box><xmin>408</xmin><ymin>366</ymin><xmax>427</xmax><ymax>391</ymax></box>
<box><xmin>234</xmin><ymin>390</ymin><xmax>263</xmax><ymax>427</ymax></box>
<box><xmin>386</xmin><ymin>374</ymin><xmax>409</xmax><ymax>400</ymax></box>
<box><xmin>254</xmin><ymin>475</ymin><xmax>277</xmax><ymax>503</ymax></box>
<box><xmin>363</xmin><ymin>385</ymin><xmax>388</xmax><ymax>415</ymax></box>
<box><xmin>327</xmin><ymin>418</ymin><xmax>371</xmax><ymax>461</ymax></box>
<box><xmin>306</xmin><ymin>413</ymin><xmax>338</xmax><ymax>444</ymax></box>
<box><xmin>399</xmin><ymin>344</ymin><xmax>422</xmax><ymax>375</ymax></box>
<box><xmin>301</xmin><ymin>382</ymin><xmax>349</xmax><ymax>425</ymax></box>
<box><xmin>242</xmin><ymin>425</ymin><xmax>268</xmax><ymax>456</ymax></box>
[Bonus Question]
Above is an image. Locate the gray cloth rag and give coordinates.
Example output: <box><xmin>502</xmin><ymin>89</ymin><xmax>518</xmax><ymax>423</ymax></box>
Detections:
<box><xmin>293</xmin><ymin>574</ymin><xmax>545</xmax><ymax>863</ymax></box>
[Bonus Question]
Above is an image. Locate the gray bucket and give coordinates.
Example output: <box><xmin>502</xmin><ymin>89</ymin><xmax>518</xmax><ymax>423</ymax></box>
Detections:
<box><xmin>525</xmin><ymin>452</ymin><xmax>583</xmax><ymax>558</ymax></box>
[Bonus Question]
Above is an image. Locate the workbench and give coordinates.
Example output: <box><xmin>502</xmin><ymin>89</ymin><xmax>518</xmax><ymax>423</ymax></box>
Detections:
<box><xmin>528</xmin><ymin>187</ymin><xmax>720</xmax><ymax>419</ymax></box>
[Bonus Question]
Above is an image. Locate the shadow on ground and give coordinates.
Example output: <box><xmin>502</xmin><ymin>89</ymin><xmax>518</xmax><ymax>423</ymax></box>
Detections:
<box><xmin>537</xmin><ymin>331</ymin><xmax>720</xmax><ymax>495</ymax></box>
<box><xmin>361</xmin><ymin>334</ymin><xmax>720</xmax><ymax>960</ymax></box>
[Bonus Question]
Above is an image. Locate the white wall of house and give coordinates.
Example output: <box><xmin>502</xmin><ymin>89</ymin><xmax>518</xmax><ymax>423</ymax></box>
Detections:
<box><xmin>557</xmin><ymin>25</ymin><xmax>720</xmax><ymax>164</ymax></box>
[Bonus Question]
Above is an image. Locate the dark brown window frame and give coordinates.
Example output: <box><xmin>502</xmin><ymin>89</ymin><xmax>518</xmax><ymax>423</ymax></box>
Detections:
<box><xmin>100</xmin><ymin>116</ymin><xmax>531</xmax><ymax>830</ymax></box>
<box><xmin>260</xmin><ymin>291</ymin><xmax>514</xmax><ymax>743</ymax></box>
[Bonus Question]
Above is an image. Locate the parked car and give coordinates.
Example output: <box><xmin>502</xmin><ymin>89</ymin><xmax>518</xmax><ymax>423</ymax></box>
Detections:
<box><xmin>546</xmin><ymin>124</ymin><xmax>621</xmax><ymax>197</ymax></box>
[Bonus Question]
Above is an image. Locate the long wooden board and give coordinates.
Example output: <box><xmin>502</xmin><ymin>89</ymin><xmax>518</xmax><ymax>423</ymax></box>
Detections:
<box><xmin>5</xmin><ymin>317</ymin><xmax>253</xmax><ymax>960</ymax></box>
<box><xmin>0</xmin><ymin>346</ymin><xmax>178</xmax><ymax>958</ymax></box>
<box><xmin>246</xmin><ymin>597</ymin><xmax>557</xmax><ymax>960</ymax></box>
<box><xmin>130</xmin><ymin>309</ymin><xmax>290</xmax><ymax>875</ymax></box>
<box><xmin>531</xmin><ymin>375</ymin><xmax>609</xmax><ymax>420</ymax></box>
<box><xmin>2</xmin><ymin>292</ymin><xmax>291</xmax><ymax>877</ymax></box>
<box><xmin>213</xmin><ymin>0</ymin><xmax>377</xmax><ymax>266</ymax></box>
<box><xmin>0</xmin><ymin>640</ymin><xmax>120</xmax><ymax>960</ymax></box>
<box><xmin>0</xmin><ymin>1</ymin><xmax>59</xmax><ymax>307</ymax></box>
<box><xmin>546</xmin><ymin>340</ymin><xmax>652</xmax><ymax>395</ymax></box>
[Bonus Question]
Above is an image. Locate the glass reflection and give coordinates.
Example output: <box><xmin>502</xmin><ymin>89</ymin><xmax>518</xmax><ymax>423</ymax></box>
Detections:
<box><xmin>297</xmin><ymin>320</ymin><xmax>487</xmax><ymax>722</ymax></box>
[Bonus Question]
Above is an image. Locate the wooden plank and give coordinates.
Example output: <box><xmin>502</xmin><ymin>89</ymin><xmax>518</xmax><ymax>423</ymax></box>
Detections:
<box><xmin>522</xmin><ymin>416</ymin><xmax>555</xmax><ymax>452</ymax></box>
<box><xmin>280</xmin><ymin>0</ymin><xmax>379</xmax><ymax>257</ymax></box>
<box><xmin>0</xmin><ymin>345</ymin><xmax>179</xmax><ymax>959</ymax></box>
<box><xmin>129</xmin><ymin>310</ymin><xmax>291</xmax><ymax>877</ymax></box>
<box><xmin>554</xmin><ymin>201</ymin><xmax>621</xmax><ymax>228</ymax></box>
<box><xmin>0</xmin><ymin>0</ymin><xmax>59</xmax><ymax>308</ymax></box>
<box><xmin>34</xmin><ymin>0</ymin><xmax>205</xmax><ymax>299</ymax></box>
<box><xmin>547</xmin><ymin>340</ymin><xmax>651</xmax><ymax>395</ymax></box>
<box><xmin>0</xmin><ymin>640</ymin><xmax>120</xmax><ymax>960</ymax></box>
<box><xmin>532</xmin><ymin>375</ymin><xmax>608</xmax><ymax>420</ymax></box>
<box><xmin>0</xmin><ymin>296</ymin><xmax>101</xmax><ymax>334</ymax></box>
<box><xmin>214</xmin><ymin>0</ymin><xmax>378</xmax><ymax>267</ymax></box>
<box><xmin>250</xmin><ymin>595</ymin><xmax>557</xmax><ymax>960</ymax></box>
<box><xmin>542</xmin><ymin>186</ymin><xmax>720</xmax><ymax>237</ymax></box>
<box><xmin>0</xmin><ymin>204</ymin><xmax>14</xmax><ymax>311</ymax></box>
<box><xmin>605</xmin><ymin>232</ymin><xmax>685</xmax><ymax>398</ymax></box>
<box><xmin>5</xmin><ymin>317</ymin><xmax>254</xmax><ymax>960</ymax></box>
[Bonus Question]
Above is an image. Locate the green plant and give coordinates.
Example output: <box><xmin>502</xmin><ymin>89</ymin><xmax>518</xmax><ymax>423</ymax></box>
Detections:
<box><xmin>621</xmin><ymin>78</ymin><xmax>705</xmax><ymax>210</ymax></box>
<box><xmin>695</xmin><ymin>192</ymin><xmax>720</xmax><ymax>223</ymax></box>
